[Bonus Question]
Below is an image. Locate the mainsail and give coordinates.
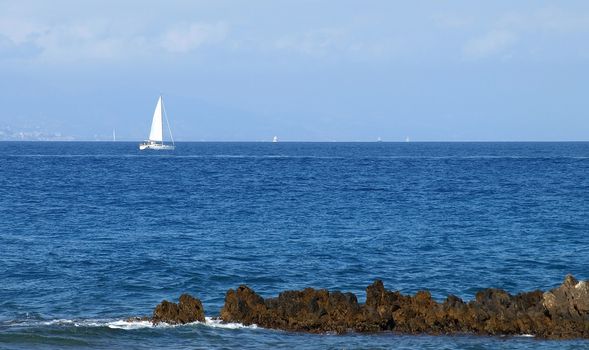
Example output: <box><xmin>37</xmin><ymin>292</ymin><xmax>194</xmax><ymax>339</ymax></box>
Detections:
<box><xmin>140</xmin><ymin>94</ymin><xmax>175</xmax><ymax>150</ymax></box>
<box><xmin>148</xmin><ymin>96</ymin><xmax>163</xmax><ymax>142</ymax></box>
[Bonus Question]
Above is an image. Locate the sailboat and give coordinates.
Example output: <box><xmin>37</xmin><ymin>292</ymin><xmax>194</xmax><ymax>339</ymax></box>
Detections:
<box><xmin>272</xmin><ymin>136</ymin><xmax>278</xmax><ymax>143</ymax></box>
<box><xmin>139</xmin><ymin>95</ymin><xmax>175</xmax><ymax>150</ymax></box>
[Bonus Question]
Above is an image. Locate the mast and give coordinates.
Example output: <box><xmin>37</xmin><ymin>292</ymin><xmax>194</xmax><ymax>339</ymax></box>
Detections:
<box><xmin>162</xmin><ymin>96</ymin><xmax>175</xmax><ymax>146</ymax></box>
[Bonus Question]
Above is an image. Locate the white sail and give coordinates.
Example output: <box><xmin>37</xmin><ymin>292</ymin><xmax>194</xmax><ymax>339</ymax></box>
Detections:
<box><xmin>140</xmin><ymin>95</ymin><xmax>175</xmax><ymax>150</ymax></box>
<box><xmin>148</xmin><ymin>96</ymin><xmax>163</xmax><ymax>142</ymax></box>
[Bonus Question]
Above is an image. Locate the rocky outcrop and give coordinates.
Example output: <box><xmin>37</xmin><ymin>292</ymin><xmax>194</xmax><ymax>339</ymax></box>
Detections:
<box><xmin>543</xmin><ymin>274</ymin><xmax>589</xmax><ymax>319</ymax></box>
<box><xmin>219</xmin><ymin>275</ymin><xmax>589</xmax><ymax>338</ymax></box>
<box><xmin>220</xmin><ymin>285</ymin><xmax>367</xmax><ymax>333</ymax></box>
<box><xmin>541</xmin><ymin>274</ymin><xmax>589</xmax><ymax>338</ymax></box>
<box><xmin>152</xmin><ymin>294</ymin><xmax>205</xmax><ymax>325</ymax></box>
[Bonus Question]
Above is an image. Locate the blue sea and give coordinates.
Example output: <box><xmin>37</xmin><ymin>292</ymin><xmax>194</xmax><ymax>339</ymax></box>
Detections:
<box><xmin>1</xmin><ymin>142</ymin><xmax>588</xmax><ymax>349</ymax></box>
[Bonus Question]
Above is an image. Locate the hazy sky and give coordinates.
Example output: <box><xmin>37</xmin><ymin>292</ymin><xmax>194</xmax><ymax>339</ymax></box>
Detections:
<box><xmin>1</xmin><ymin>0</ymin><xmax>588</xmax><ymax>141</ymax></box>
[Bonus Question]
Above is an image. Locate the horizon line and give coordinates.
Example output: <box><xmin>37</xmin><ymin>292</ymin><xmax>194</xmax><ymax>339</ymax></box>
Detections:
<box><xmin>1</xmin><ymin>140</ymin><xmax>588</xmax><ymax>143</ymax></box>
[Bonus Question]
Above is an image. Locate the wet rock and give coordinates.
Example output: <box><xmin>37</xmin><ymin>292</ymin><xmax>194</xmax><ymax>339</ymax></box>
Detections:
<box><xmin>540</xmin><ymin>274</ymin><xmax>589</xmax><ymax>338</ymax></box>
<box><xmin>543</xmin><ymin>274</ymin><xmax>589</xmax><ymax>320</ymax></box>
<box><xmin>125</xmin><ymin>316</ymin><xmax>150</xmax><ymax>323</ymax></box>
<box><xmin>219</xmin><ymin>285</ymin><xmax>266</xmax><ymax>326</ymax></box>
<box><xmin>219</xmin><ymin>275</ymin><xmax>589</xmax><ymax>339</ymax></box>
<box><xmin>152</xmin><ymin>294</ymin><xmax>205</xmax><ymax>325</ymax></box>
<box><xmin>363</xmin><ymin>280</ymin><xmax>400</xmax><ymax>327</ymax></box>
<box><xmin>221</xmin><ymin>285</ymin><xmax>366</xmax><ymax>333</ymax></box>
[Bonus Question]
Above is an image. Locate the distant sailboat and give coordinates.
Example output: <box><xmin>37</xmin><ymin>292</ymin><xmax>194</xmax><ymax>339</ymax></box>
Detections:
<box><xmin>377</xmin><ymin>137</ymin><xmax>382</xmax><ymax>142</ymax></box>
<box><xmin>405</xmin><ymin>136</ymin><xmax>410</xmax><ymax>142</ymax></box>
<box><xmin>113</xmin><ymin>129</ymin><xmax>116</xmax><ymax>142</ymax></box>
<box><xmin>139</xmin><ymin>95</ymin><xmax>175</xmax><ymax>150</ymax></box>
<box><xmin>272</xmin><ymin>136</ymin><xmax>278</xmax><ymax>143</ymax></box>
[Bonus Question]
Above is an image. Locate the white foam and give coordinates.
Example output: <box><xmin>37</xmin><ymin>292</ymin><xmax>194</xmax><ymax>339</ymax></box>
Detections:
<box><xmin>105</xmin><ymin>317</ymin><xmax>257</xmax><ymax>330</ymax></box>
<box><xmin>107</xmin><ymin>320</ymin><xmax>155</xmax><ymax>329</ymax></box>
<box><xmin>41</xmin><ymin>319</ymin><xmax>74</xmax><ymax>326</ymax></box>
<box><xmin>41</xmin><ymin>319</ymin><xmax>113</xmax><ymax>328</ymax></box>
<box><xmin>7</xmin><ymin>317</ymin><xmax>258</xmax><ymax>331</ymax></box>
<box><xmin>203</xmin><ymin>317</ymin><xmax>258</xmax><ymax>329</ymax></box>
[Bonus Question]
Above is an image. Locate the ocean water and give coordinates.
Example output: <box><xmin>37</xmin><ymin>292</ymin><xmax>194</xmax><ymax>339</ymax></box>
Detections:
<box><xmin>0</xmin><ymin>141</ymin><xmax>588</xmax><ymax>349</ymax></box>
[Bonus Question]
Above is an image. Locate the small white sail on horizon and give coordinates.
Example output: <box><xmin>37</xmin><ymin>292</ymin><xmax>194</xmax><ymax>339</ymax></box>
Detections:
<box><xmin>272</xmin><ymin>136</ymin><xmax>278</xmax><ymax>143</ymax></box>
<box><xmin>140</xmin><ymin>95</ymin><xmax>175</xmax><ymax>150</ymax></box>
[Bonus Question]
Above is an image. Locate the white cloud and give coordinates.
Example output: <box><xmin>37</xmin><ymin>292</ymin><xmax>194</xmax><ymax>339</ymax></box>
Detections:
<box><xmin>0</xmin><ymin>18</ymin><xmax>44</xmax><ymax>44</ymax></box>
<box><xmin>160</xmin><ymin>22</ymin><xmax>228</xmax><ymax>53</ymax></box>
<box><xmin>432</xmin><ymin>13</ymin><xmax>473</xmax><ymax>29</ymax></box>
<box><xmin>274</xmin><ymin>28</ymin><xmax>397</xmax><ymax>60</ymax></box>
<box><xmin>461</xmin><ymin>7</ymin><xmax>589</xmax><ymax>60</ymax></box>
<box><xmin>497</xmin><ymin>7</ymin><xmax>589</xmax><ymax>33</ymax></box>
<box><xmin>463</xmin><ymin>29</ymin><xmax>517</xmax><ymax>58</ymax></box>
<box><xmin>33</xmin><ymin>23</ymin><xmax>138</xmax><ymax>61</ymax></box>
<box><xmin>275</xmin><ymin>29</ymin><xmax>344</xmax><ymax>57</ymax></box>
<box><xmin>0</xmin><ymin>17</ymin><xmax>229</xmax><ymax>63</ymax></box>
<box><xmin>1</xmin><ymin>3</ymin><xmax>588</xmax><ymax>64</ymax></box>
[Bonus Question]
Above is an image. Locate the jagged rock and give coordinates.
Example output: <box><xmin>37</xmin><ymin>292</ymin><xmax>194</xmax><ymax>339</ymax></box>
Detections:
<box><xmin>363</xmin><ymin>280</ymin><xmax>399</xmax><ymax>326</ymax></box>
<box><xmin>219</xmin><ymin>275</ymin><xmax>589</xmax><ymax>339</ymax></box>
<box><xmin>152</xmin><ymin>294</ymin><xmax>205</xmax><ymax>325</ymax></box>
<box><xmin>543</xmin><ymin>274</ymin><xmax>589</xmax><ymax>320</ymax></box>
<box><xmin>219</xmin><ymin>285</ymin><xmax>266</xmax><ymax>326</ymax></box>
<box><xmin>221</xmin><ymin>285</ymin><xmax>365</xmax><ymax>333</ymax></box>
<box><xmin>540</xmin><ymin>274</ymin><xmax>589</xmax><ymax>338</ymax></box>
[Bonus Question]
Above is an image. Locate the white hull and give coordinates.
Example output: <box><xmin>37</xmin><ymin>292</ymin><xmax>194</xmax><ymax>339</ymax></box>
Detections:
<box><xmin>139</xmin><ymin>143</ymin><xmax>175</xmax><ymax>150</ymax></box>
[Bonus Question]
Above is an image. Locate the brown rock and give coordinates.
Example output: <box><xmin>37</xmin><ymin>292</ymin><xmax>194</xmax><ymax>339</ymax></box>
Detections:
<box><xmin>221</xmin><ymin>285</ymin><xmax>365</xmax><ymax>333</ymax></box>
<box><xmin>218</xmin><ymin>275</ymin><xmax>589</xmax><ymax>339</ymax></box>
<box><xmin>362</xmin><ymin>280</ymin><xmax>400</xmax><ymax>331</ymax></box>
<box><xmin>152</xmin><ymin>294</ymin><xmax>205</xmax><ymax>325</ymax></box>
<box><xmin>220</xmin><ymin>285</ymin><xmax>266</xmax><ymax>326</ymax></box>
<box><xmin>543</xmin><ymin>274</ymin><xmax>589</xmax><ymax>320</ymax></box>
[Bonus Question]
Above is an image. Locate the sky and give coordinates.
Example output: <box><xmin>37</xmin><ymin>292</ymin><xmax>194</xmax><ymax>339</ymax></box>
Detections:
<box><xmin>1</xmin><ymin>0</ymin><xmax>588</xmax><ymax>141</ymax></box>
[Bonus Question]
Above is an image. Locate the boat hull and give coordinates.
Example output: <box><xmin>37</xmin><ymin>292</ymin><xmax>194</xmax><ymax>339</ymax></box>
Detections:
<box><xmin>139</xmin><ymin>143</ymin><xmax>175</xmax><ymax>150</ymax></box>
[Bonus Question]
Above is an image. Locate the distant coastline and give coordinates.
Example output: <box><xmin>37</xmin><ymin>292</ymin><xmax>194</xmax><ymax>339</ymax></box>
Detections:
<box><xmin>1</xmin><ymin>140</ymin><xmax>588</xmax><ymax>143</ymax></box>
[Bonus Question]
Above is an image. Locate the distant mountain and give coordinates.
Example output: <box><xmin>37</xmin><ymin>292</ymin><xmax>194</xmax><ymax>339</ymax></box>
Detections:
<box><xmin>0</xmin><ymin>127</ymin><xmax>75</xmax><ymax>141</ymax></box>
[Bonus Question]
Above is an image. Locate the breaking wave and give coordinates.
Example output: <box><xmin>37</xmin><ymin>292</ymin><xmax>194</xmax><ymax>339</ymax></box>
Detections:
<box><xmin>2</xmin><ymin>317</ymin><xmax>258</xmax><ymax>331</ymax></box>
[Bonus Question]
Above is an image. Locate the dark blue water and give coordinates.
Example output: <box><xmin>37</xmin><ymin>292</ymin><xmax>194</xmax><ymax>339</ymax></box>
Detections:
<box><xmin>1</xmin><ymin>142</ymin><xmax>588</xmax><ymax>349</ymax></box>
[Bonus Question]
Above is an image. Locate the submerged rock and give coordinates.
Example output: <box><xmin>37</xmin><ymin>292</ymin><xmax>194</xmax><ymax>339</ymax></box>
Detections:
<box><xmin>219</xmin><ymin>275</ymin><xmax>589</xmax><ymax>339</ymax></box>
<box><xmin>152</xmin><ymin>294</ymin><xmax>205</xmax><ymax>325</ymax></box>
<box><xmin>125</xmin><ymin>316</ymin><xmax>151</xmax><ymax>323</ymax></box>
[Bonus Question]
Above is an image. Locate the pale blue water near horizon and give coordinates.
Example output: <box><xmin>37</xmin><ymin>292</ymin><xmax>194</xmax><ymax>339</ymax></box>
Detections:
<box><xmin>1</xmin><ymin>141</ymin><xmax>588</xmax><ymax>349</ymax></box>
